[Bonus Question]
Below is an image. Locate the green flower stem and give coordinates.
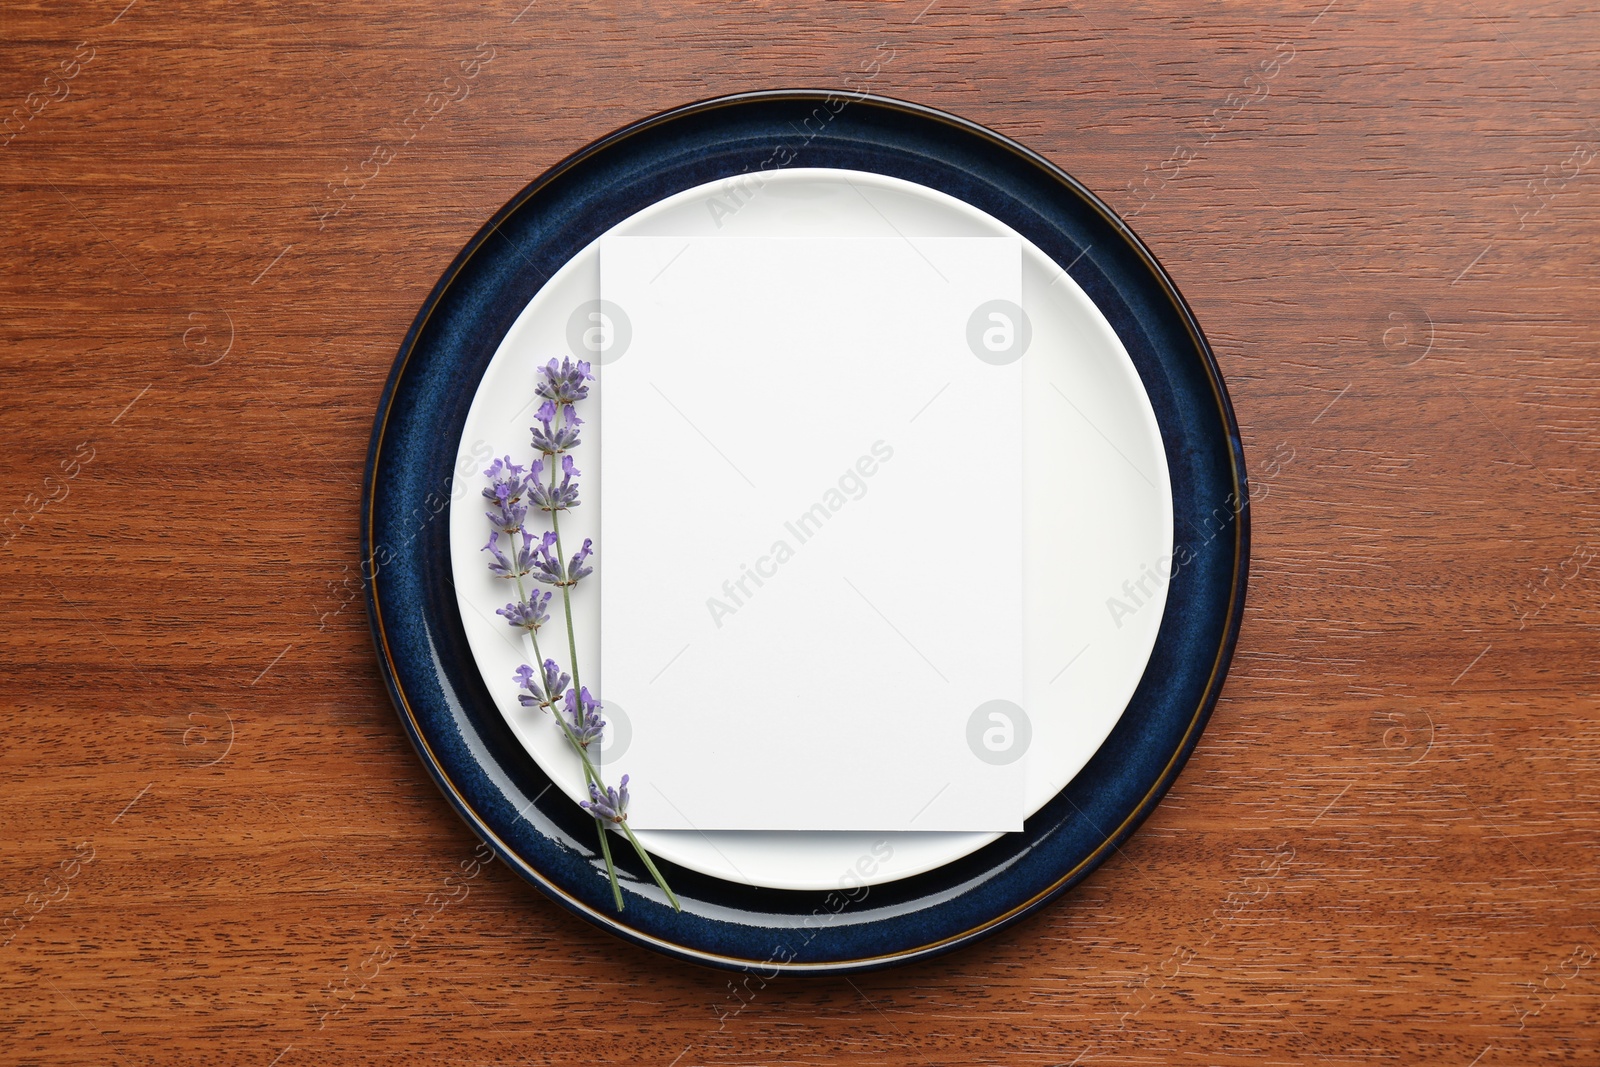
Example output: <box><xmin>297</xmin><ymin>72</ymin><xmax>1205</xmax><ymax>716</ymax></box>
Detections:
<box><xmin>619</xmin><ymin>820</ymin><xmax>681</xmax><ymax>912</ymax></box>
<box><xmin>541</xmin><ymin>443</ymin><xmax>586</xmax><ymax>695</ymax></box>
<box><xmin>592</xmin><ymin>810</ymin><xmax>623</xmax><ymax>909</ymax></box>
<box><xmin>546</xmin><ymin>688</ymin><xmax>681</xmax><ymax>913</ymax></box>
<box><xmin>550</xmin><ymin>509</ymin><xmax>583</xmax><ymax>695</ymax></box>
<box><xmin>533</xmin><ymin>627</ymin><xmax>624</xmax><ymax>912</ymax></box>
<box><xmin>497</xmin><ymin>451</ymin><xmax>635</xmax><ymax>911</ymax></box>
<box><xmin>544</xmin><ymin>425</ymin><xmax>681</xmax><ymax>913</ymax></box>
<box><xmin>548</xmin><ymin>706</ymin><xmax>623</xmax><ymax>907</ymax></box>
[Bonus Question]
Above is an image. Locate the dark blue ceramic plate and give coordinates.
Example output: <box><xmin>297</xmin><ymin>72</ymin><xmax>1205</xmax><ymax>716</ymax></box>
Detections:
<box><xmin>363</xmin><ymin>91</ymin><xmax>1248</xmax><ymax>974</ymax></box>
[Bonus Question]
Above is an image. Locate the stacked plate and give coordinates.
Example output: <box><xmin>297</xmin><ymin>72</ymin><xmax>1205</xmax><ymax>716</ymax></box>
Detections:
<box><xmin>363</xmin><ymin>92</ymin><xmax>1247</xmax><ymax>973</ymax></box>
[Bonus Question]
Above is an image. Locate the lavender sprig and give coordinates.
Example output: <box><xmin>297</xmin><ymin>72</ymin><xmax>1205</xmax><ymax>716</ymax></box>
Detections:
<box><xmin>482</xmin><ymin>355</ymin><xmax>679</xmax><ymax>913</ymax></box>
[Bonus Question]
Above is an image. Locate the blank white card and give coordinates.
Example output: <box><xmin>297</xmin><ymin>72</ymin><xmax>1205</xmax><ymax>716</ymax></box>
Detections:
<box><xmin>599</xmin><ymin>236</ymin><xmax>1026</xmax><ymax>831</ymax></box>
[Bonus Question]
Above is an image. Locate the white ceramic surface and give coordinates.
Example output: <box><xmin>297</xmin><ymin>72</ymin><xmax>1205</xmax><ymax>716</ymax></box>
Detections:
<box><xmin>449</xmin><ymin>168</ymin><xmax>1173</xmax><ymax>891</ymax></box>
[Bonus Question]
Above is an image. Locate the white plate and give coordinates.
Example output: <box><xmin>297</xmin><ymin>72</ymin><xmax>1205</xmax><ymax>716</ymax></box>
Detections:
<box><xmin>449</xmin><ymin>168</ymin><xmax>1172</xmax><ymax>891</ymax></box>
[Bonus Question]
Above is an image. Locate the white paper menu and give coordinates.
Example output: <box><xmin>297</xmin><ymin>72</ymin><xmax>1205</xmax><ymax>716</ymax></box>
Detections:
<box><xmin>598</xmin><ymin>236</ymin><xmax>1027</xmax><ymax>832</ymax></box>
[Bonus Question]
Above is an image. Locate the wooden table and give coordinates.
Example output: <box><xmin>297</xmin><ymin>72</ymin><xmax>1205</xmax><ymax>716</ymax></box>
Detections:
<box><xmin>4</xmin><ymin>2</ymin><xmax>1597</xmax><ymax>1063</ymax></box>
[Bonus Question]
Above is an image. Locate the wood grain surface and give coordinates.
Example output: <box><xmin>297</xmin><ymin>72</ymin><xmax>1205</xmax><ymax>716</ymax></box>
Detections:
<box><xmin>3</xmin><ymin>1</ymin><xmax>1598</xmax><ymax>1064</ymax></box>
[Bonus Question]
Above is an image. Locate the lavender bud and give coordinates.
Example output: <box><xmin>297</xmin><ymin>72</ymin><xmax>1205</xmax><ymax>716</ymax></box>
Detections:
<box><xmin>530</xmin><ymin>400</ymin><xmax>584</xmax><ymax>454</ymax></box>
<box><xmin>562</xmin><ymin>686</ymin><xmax>606</xmax><ymax>747</ymax></box>
<box><xmin>581</xmin><ymin>773</ymin><xmax>630</xmax><ymax>824</ymax></box>
<box><xmin>534</xmin><ymin>357</ymin><xmax>594</xmax><ymax>406</ymax></box>
<box><xmin>483</xmin><ymin>530</ymin><xmax>533</xmax><ymax>580</ymax></box>
<box><xmin>497</xmin><ymin>588</ymin><xmax>552</xmax><ymax>632</ymax></box>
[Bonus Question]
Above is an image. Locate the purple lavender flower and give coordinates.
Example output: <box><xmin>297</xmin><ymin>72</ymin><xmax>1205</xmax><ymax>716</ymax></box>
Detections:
<box><xmin>484</xmin><ymin>455</ymin><xmax>529</xmax><ymax>490</ymax></box>
<box><xmin>562</xmin><ymin>686</ymin><xmax>606</xmax><ymax>747</ymax></box>
<box><xmin>484</xmin><ymin>482</ymin><xmax>528</xmax><ymax>533</ymax></box>
<box><xmin>497</xmin><ymin>588</ymin><xmax>552</xmax><ymax>632</ymax></box>
<box><xmin>529</xmin><ymin>400</ymin><xmax>583</xmax><ymax>455</ymax></box>
<box><xmin>483</xmin><ymin>529</ymin><xmax>534</xmax><ymax>580</ymax></box>
<box><xmin>514</xmin><ymin>658</ymin><xmax>570</xmax><ymax>709</ymax></box>
<box><xmin>566</xmin><ymin>537</ymin><xmax>595</xmax><ymax>584</ymax></box>
<box><xmin>483</xmin><ymin>456</ymin><xmax>536</xmax><ymax>532</ymax></box>
<box><xmin>529</xmin><ymin>530</ymin><xmax>564</xmax><ymax>586</ymax></box>
<box><xmin>528</xmin><ymin>454</ymin><xmax>581</xmax><ymax>512</ymax></box>
<box><xmin>581</xmin><ymin>773</ymin><xmax>629</xmax><ymax>824</ymax></box>
<box><xmin>512</xmin><ymin>663</ymin><xmax>542</xmax><ymax>707</ymax></box>
<box><xmin>535</xmin><ymin>357</ymin><xmax>593</xmax><ymax>406</ymax></box>
<box><xmin>530</xmin><ymin>533</ymin><xmax>594</xmax><ymax>587</ymax></box>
